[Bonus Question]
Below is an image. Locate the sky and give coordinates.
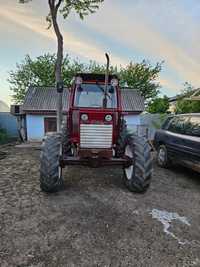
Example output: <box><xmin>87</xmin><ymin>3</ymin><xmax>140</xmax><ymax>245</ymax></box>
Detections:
<box><xmin>1</xmin><ymin>0</ymin><xmax>200</xmax><ymax>105</ymax></box>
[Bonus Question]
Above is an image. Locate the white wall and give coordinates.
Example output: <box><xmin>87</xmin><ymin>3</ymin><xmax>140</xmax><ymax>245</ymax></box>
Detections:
<box><xmin>140</xmin><ymin>113</ymin><xmax>168</xmax><ymax>140</ymax></box>
<box><xmin>124</xmin><ymin>114</ymin><xmax>141</xmax><ymax>133</ymax></box>
<box><xmin>26</xmin><ymin>113</ymin><xmax>143</xmax><ymax>141</ymax></box>
<box><xmin>26</xmin><ymin>114</ymin><xmax>56</xmax><ymax>141</ymax></box>
<box><xmin>26</xmin><ymin>115</ymin><xmax>44</xmax><ymax>141</ymax></box>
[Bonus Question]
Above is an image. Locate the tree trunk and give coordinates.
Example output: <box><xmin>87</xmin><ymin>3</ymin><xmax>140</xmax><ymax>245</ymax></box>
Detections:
<box><xmin>48</xmin><ymin>0</ymin><xmax>63</xmax><ymax>132</ymax></box>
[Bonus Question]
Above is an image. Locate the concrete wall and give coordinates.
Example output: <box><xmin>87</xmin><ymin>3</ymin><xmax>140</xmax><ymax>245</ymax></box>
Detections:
<box><xmin>124</xmin><ymin>114</ymin><xmax>141</xmax><ymax>133</ymax></box>
<box><xmin>0</xmin><ymin>112</ymin><xmax>18</xmax><ymax>137</ymax></box>
<box><xmin>26</xmin><ymin>114</ymin><xmax>56</xmax><ymax>141</ymax></box>
<box><xmin>140</xmin><ymin>113</ymin><xmax>168</xmax><ymax>140</ymax></box>
<box><xmin>124</xmin><ymin>113</ymin><xmax>168</xmax><ymax>140</ymax></box>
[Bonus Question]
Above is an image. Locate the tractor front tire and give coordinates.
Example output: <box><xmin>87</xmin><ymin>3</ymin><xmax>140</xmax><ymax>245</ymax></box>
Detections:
<box><xmin>123</xmin><ymin>135</ymin><xmax>153</xmax><ymax>193</ymax></box>
<box><xmin>40</xmin><ymin>133</ymin><xmax>63</xmax><ymax>193</ymax></box>
<box><xmin>61</xmin><ymin>118</ymin><xmax>71</xmax><ymax>156</ymax></box>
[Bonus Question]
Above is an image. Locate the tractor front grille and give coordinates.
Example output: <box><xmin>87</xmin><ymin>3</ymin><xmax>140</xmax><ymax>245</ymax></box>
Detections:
<box><xmin>80</xmin><ymin>124</ymin><xmax>113</xmax><ymax>148</ymax></box>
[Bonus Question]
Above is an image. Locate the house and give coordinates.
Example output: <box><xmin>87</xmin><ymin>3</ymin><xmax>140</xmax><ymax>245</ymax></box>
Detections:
<box><xmin>11</xmin><ymin>86</ymin><xmax>144</xmax><ymax>141</ymax></box>
<box><xmin>168</xmin><ymin>96</ymin><xmax>178</xmax><ymax>113</ymax></box>
<box><xmin>168</xmin><ymin>88</ymin><xmax>200</xmax><ymax>113</ymax></box>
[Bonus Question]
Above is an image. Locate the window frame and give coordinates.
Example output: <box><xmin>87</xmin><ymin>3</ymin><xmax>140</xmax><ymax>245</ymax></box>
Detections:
<box><xmin>44</xmin><ymin>117</ymin><xmax>57</xmax><ymax>133</ymax></box>
<box><xmin>74</xmin><ymin>83</ymin><xmax>117</xmax><ymax>109</ymax></box>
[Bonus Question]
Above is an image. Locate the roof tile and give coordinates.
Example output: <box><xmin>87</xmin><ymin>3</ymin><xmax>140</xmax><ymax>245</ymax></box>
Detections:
<box><xmin>22</xmin><ymin>86</ymin><xmax>144</xmax><ymax>113</ymax></box>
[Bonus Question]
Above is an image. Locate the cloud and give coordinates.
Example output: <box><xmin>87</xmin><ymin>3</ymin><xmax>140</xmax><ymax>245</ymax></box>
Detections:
<box><xmin>0</xmin><ymin>4</ymin><xmax>127</xmax><ymax>67</ymax></box>
<box><xmin>81</xmin><ymin>1</ymin><xmax>200</xmax><ymax>88</ymax></box>
<box><xmin>2</xmin><ymin>0</ymin><xmax>199</xmax><ymax>96</ymax></box>
<box><xmin>159</xmin><ymin>77</ymin><xmax>181</xmax><ymax>93</ymax></box>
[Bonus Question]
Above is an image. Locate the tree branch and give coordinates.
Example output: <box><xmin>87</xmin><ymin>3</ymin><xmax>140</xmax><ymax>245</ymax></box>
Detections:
<box><xmin>48</xmin><ymin>0</ymin><xmax>54</xmax><ymax>9</ymax></box>
<box><xmin>55</xmin><ymin>0</ymin><xmax>62</xmax><ymax>11</ymax></box>
<box><xmin>48</xmin><ymin>0</ymin><xmax>63</xmax><ymax>82</ymax></box>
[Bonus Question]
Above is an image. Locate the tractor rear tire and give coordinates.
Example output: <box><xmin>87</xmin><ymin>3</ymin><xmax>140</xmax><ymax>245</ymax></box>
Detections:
<box><xmin>40</xmin><ymin>133</ymin><xmax>63</xmax><ymax>193</ymax></box>
<box><xmin>123</xmin><ymin>134</ymin><xmax>153</xmax><ymax>193</ymax></box>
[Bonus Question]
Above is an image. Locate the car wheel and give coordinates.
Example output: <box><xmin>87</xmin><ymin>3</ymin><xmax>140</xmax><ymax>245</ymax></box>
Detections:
<box><xmin>157</xmin><ymin>145</ymin><xmax>171</xmax><ymax>168</ymax></box>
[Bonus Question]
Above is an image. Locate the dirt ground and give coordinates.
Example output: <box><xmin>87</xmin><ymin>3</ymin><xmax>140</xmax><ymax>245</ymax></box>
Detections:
<box><xmin>0</xmin><ymin>143</ymin><xmax>200</xmax><ymax>267</ymax></box>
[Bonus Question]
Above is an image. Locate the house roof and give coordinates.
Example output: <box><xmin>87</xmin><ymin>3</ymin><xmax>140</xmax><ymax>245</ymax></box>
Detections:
<box><xmin>22</xmin><ymin>86</ymin><xmax>144</xmax><ymax>113</ymax></box>
<box><xmin>22</xmin><ymin>87</ymin><xmax>70</xmax><ymax>112</ymax></box>
<box><xmin>169</xmin><ymin>88</ymin><xmax>200</xmax><ymax>103</ymax></box>
<box><xmin>120</xmin><ymin>88</ymin><xmax>145</xmax><ymax>112</ymax></box>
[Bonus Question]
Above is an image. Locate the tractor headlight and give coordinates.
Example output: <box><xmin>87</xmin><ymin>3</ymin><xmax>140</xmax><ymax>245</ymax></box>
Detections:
<box><xmin>111</xmin><ymin>78</ymin><xmax>118</xmax><ymax>87</ymax></box>
<box><xmin>105</xmin><ymin>114</ymin><xmax>112</xmax><ymax>122</ymax></box>
<box><xmin>81</xmin><ymin>114</ymin><xmax>88</xmax><ymax>121</ymax></box>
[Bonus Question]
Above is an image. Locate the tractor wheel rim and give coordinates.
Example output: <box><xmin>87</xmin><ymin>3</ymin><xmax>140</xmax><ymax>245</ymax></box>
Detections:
<box><xmin>158</xmin><ymin>147</ymin><xmax>166</xmax><ymax>164</ymax></box>
<box><xmin>124</xmin><ymin>145</ymin><xmax>133</xmax><ymax>180</ymax></box>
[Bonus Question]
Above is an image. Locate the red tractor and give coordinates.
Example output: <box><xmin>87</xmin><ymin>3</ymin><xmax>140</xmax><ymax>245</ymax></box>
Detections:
<box><xmin>40</xmin><ymin>54</ymin><xmax>153</xmax><ymax>193</ymax></box>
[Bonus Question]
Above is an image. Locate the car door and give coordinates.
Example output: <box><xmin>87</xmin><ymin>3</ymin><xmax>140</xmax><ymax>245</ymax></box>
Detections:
<box><xmin>183</xmin><ymin>115</ymin><xmax>200</xmax><ymax>161</ymax></box>
<box><xmin>164</xmin><ymin>116</ymin><xmax>190</xmax><ymax>159</ymax></box>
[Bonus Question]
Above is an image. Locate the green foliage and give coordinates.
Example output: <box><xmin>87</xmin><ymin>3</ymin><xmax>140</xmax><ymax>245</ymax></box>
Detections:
<box><xmin>176</xmin><ymin>100</ymin><xmax>200</xmax><ymax>114</ymax></box>
<box><xmin>120</xmin><ymin>60</ymin><xmax>162</xmax><ymax>101</ymax></box>
<box><xmin>175</xmin><ymin>83</ymin><xmax>200</xmax><ymax>114</ymax></box>
<box><xmin>147</xmin><ymin>95</ymin><xmax>169</xmax><ymax>114</ymax></box>
<box><xmin>59</xmin><ymin>0</ymin><xmax>104</xmax><ymax>20</ymax></box>
<box><xmin>19</xmin><ymin>0</ymin><xmax>104</xmax><ymax>27</ymax></box>
<box><xmin>151</xmin><ymin>114</ymin><xmax>168</xmax><ymax>129</ymax></box>
<box><xmin>87</xmin><ymin>60</ymin><xmax>163</xmax><ymax>102</ymax></box>
<box><xmin>9</xmin><ymin>54</ymin><xmax>162</xmax><ymax>103</ymax></box>
<box><xmin>0</xmin><ymin>128</ymin><xmax>8</xmax><ymax>144</ymax></box>
<box><xmin>8</xmin><ymin>54</ymin><xmax>84</xmax><ymax>103</ymax></box>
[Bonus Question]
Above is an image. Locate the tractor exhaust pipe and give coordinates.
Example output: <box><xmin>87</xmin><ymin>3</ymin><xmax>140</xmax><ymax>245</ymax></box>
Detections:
<box><xmin>103</xmin><ymin>53</ymin><xmax>110</xmax><ymax>108</ymax></box>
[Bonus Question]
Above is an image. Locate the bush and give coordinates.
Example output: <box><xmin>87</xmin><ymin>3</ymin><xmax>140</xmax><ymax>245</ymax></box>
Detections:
<box><xmin>0</xmin><ymin>128</ymin><xmax>8</xmax><ymax>144</ymax></box>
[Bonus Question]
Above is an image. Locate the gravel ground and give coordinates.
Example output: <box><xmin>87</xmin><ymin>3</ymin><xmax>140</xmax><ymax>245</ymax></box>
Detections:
<box><xmin>0</xmin><ymin>143</ymin><xmax>200</xmax><ymax>267</ymax></box>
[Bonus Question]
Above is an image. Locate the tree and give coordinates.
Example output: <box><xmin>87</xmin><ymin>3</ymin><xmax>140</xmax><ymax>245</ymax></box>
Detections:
<box><xmin>176</xmin><ymin>99</ymin><xmax>200</xmax><ymax>113</ymax></box>
<box><xmin>9</xmin><ymin>54</ymin><xmax>162</xmax><ymax>103</ymax></box>
<box><xmin>19</xmin><ymin>0</ymin><xmax>104</xmax><ymax>130</ymax></box>
<box><xmin>175</xmin><ymin>83</ymin><xmax>200</xmax><ymax>114</ymax></box>
<box><xmin>147</xmin><ymin>95</ymin><xmax>169</xmax><ymax>114</ymax></box>
<box><xmin>8</xmin><ymin>54</ymin><xmax>85</xmax><ymax>103</ymax></box>
<box><xmin>120</xmin><ymin>60</ymin><xmax>162</xmax><ymax>102</ymax></box>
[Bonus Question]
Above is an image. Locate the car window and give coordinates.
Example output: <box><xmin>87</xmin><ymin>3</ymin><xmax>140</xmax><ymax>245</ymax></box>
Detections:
<box><xmin>185</xmin><ymin>116</ymin><xmax>200</xmax><ymax>137</ymax></box>
<box><xmin>162</xmin><ymin>117</ymin><xmax>173</xmax><ymax>130</ymax></box>
<box><xmin>167</xmin><ymin>116</ymin><xmax>189</xmax><ymax>134</ymax></box>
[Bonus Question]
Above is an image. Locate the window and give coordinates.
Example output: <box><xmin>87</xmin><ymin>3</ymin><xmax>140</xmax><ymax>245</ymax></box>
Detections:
<box><xmin>167</xmin><ymin>116</ymin><xmax>189</xmax><ymax>134</ymax></box>
<box><xmin>44</xmin><ymin>117</ymin><xmax>57</xmax><ymax>133</ymax></box>
<box><xmin>162</xmin><ymin>116</ymin><xmax>173</xmax><ymax>130</ymax></box>
<box><xmin>185</xmin><ymin>116</ymin><xmax>200</xmax><ymax>137</ymax></box>
<box><xmin>74</xmin><ymin>83</ymin><xmax>117</xmax><ymax>108</ymax></box>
